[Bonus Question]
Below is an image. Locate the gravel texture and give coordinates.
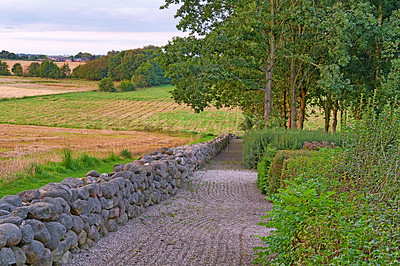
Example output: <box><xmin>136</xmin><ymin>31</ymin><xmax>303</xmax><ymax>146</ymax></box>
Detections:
<box><xmin>68</xmin><ymin>139</ymin><xmax>273</xmax><ymax>265</ymax></box>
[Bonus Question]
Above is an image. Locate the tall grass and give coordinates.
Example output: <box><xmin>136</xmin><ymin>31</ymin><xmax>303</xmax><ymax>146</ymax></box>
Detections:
<box><xmin>243</xmin><ymin>128</ymin><xmax>343</xmax><ymax>168</ymax></box>
<box><xmin>0</xmin><ymin>150</ymin><xmax>132</xmax><ymax>197</ymax></box>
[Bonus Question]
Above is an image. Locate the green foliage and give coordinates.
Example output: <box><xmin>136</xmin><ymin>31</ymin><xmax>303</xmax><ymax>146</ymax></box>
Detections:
<box><xmin>72</xmin><ymin>46</ymin><xmax>169</xmax><ymax>86</ymax></box>
<box><xmin>256</xmin><ymin>103</ymin><xmax>400</xmax><ymax>264</ymax></box>
<box><xmin>345</xmin><ymin>100</ymin><xmax>400</xmax><ymax>201</ymax></box>
<box><xmin>98</xmin><ymin>77</ymin><xmax>116</xmax><ymax>92</ymax></box>
<box><xmin>256</xmin><ymin>147</ymin><xmax>277</xmax><ymax>194</ymax></box>
<box><xmin>27</xmin><ymin>62</ymin><xmax>40</xmax><ymax>77</ymax></box>
<box><xmin>267</xmin><ymin>150</ymin><xmax>314</xmax><ymax>195</ymax></box>
<box><xmin>38</xmin><ymin>60</ymin><xmax>62</xmax><ymax>79</ymax></box>
<box><xmin>119</xmin><ymin>149</ymin><xmax>133</xmax><ymax>159</ymax></box>
<box><xmin>243</xmin><ymin>128</ymin><xmax>343</xmax><ymax>169</ymax></box>
<box><xmin>0</xmin><ymin>60</ymin><xmax>11</xmax><ymax>76</ymax></box>
<box><xmin>11</xmin><ymin>63</ymin><xmax>23</xmax><ymax>76</ymax></box>
<box><xmin>118</xmin><ymin>79</ymin><xmax>136</xmax><ymax>92</ymax></box>
<box><xmin>0</xmin><ymin>152</ymin><xmax>133</xmax><ymax>197</ymax></box>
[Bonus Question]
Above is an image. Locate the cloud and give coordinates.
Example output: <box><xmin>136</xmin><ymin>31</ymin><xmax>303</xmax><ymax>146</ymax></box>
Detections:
<box><xmin>0</xmin><ymin>0</ymin><xmax>184</xmax><ymax>54</ymax></box>
<box><xmin>0</xmin><ymin>29</ymin><xmax>188</xmax><ymax>55</ymax></box>
<box><xmin>0</xmin><ymin>0</ymin><xmax>180</xmax><ymax>32</ymax></box>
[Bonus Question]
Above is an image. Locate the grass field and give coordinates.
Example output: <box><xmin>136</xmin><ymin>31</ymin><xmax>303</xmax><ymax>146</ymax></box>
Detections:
<box><xmin>0</xmin><ymin>84</ymin><xmax>244</xmax><ymax>135</ymax></box>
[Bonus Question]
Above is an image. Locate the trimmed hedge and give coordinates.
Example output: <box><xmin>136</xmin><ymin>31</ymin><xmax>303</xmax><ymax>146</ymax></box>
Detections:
<box><xmin>243</xmin><ymin>128</ymin><xmax>342</xmax><ymax>169</ymax></box>
<box><xmin>257</xmin><ymin>150</ymin><xmax>314</xmax><ymax>195</ymax></box>
<box><xmin>256</xmin><ymin>147</ymin><xmax>400</xmax><ymax>265</ymax></box>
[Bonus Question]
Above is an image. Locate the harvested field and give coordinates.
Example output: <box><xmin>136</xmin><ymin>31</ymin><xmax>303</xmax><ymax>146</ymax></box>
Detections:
<box><xmin>3</xmin><ymin>60</ymin><xmax>84</xmax><ymax>72</ymax></box>
<box><xmin>0</xmin><ymin>124</ymin><xmax>191</xmax><ymax>183</ymax></box>
<box><xmin>0</xmin><ymin>76</ymin><xmax>97</xmax><ymax>98</ymax></box>
<box><xmin>0</xmin><ymin>85</ymin><xmax>244</xmax><ymax>135</ymax></box>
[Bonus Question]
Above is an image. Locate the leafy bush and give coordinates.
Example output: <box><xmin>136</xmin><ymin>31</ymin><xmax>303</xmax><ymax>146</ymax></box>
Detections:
<box><xmin>266</xmin><ymin>150</ymin><xmax>314</xmax><ymax>195</ymax></box>
<box><xmin>257</xmin><ymin>147</ymin><xmax>276</xmax><ymax>194</ymax></box>
<box><xmin>118</xmin><ymin>79</ymin><xmax>136</xmax><ymax>92</ymax></box>
<box><xmin>256</xmin><ymin>102</ymin><xmax>400</xmax><ymax>264</ymax></box>
<box><xmin>243</xmin><ymin>128</ymin><xmax>343</xmax><ymax>169</ymax></box>
<box><xmin>98</xmin><ymin>77</ymin><xmax>116</xmax><ymax>92</ymax></box>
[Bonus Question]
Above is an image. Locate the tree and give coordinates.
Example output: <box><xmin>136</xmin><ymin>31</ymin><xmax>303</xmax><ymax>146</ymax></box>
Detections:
<box><xmin>27</xmin><ymin>62</ymin><xmax>40</xmax><ymax>77</ymax></box>
<box><xmin>98</xmin><ymin>77</ymin><xmax>116</xmax><ymax>92</ymax></box>
<box><xmin>12</xmin><ymin>63</ymin><xmax>23</xmax><ymax>76</ymax></box>
<box><xmin>0</xmin><ymin>60</ymin><xmax>11</xmax><ymax>76</ymax></box>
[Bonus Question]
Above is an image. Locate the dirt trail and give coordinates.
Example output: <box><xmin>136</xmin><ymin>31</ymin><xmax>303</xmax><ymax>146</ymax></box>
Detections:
<box><xmin>69</xmin><ymin>139</ymin><xmax>272</xmax><ymax>265</ymax></box>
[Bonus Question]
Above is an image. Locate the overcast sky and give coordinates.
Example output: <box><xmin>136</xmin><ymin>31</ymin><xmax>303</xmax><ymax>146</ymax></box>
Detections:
<box><xmin>0</xmin><ymin>0</ymin><xmax>184</xmax><ymax>55</ymax></box>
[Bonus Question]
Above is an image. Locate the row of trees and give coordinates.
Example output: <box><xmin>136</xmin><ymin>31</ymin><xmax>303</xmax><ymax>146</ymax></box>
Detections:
<box><xmin>160</xmin><ymin>0</ymin><xmax>400</xmax><ymax>132</ymax></box>
<box><xmin>72</xmin><ymin>46</ymin><xmax>171</xmax><ymax>88</ymax></box>
<box><xmin>0</xmin><ymin>50</ymin><xmax>47</xmax><ymax>61</ymax></box>
<box><xmin>0</xmin><ymin>60</ymin><xmax>71</xmax><ymax>78</ymax></box>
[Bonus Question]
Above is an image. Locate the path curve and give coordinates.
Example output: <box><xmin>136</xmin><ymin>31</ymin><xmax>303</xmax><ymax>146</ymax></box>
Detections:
<box><xmin>68</xmin><ymin>139</ymin><xmax>272</xmax><ymax>265</ymax></box>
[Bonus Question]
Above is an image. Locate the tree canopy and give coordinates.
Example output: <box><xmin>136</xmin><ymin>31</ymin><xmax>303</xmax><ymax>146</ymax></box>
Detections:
<box><xmin>160</xmin><ymin>0</ymin><xmax>400</xmax><ymax>131</ymax></box>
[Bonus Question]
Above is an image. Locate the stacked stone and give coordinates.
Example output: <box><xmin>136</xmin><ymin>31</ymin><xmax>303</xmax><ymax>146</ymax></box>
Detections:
<box><xmin>0</xmin><ymin>133</ymin><xmax>233</xmax><ymax>265</ymax></box>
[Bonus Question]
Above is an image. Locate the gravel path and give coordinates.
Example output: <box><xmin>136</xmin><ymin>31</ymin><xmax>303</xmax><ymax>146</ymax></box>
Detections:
<box><xmin>68</xmin><ymin>139</ymin><xmax>272</xmax><ymax>265</ymax></box>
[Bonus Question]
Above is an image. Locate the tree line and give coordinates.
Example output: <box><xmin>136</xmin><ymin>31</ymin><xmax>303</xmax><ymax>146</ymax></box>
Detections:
<box><xmin>159</xmin><ymin>0</ymin><xmax>400</xmax><ymax>132</ymax></box>
<box><xmin>0</xmin><ymin>60</ymin><xmax>71</xmax><ymax>78</ymax></box>
<box><xmin>72</xmin><ymin>46</ymin><xmax>171</xmax><ymax>88</ymax></box>
<box><xmin>0</xmin><ymin>46</ymin><xmax>171</xmax><ymax>88</ymax></box>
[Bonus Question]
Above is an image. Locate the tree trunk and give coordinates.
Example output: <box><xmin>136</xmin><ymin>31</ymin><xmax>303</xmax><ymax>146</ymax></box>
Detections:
<box><xmin>297</xmin><ymin>83</ymin><xmax>307</xmax><ymax>130</ymax></box>
<box><xmin>290</xmin><ymin>56</ymin><xmax>297</xmax><ymax>128</ymax></box>
<box><xmin>332</xmin><ymin>96</ymin><xmax>339</xmax><ymax>133</ymax></box>
<box><xmin>323</xmin><ymin>94</ymin><xmax>332</xmax><ymax>132</ymax></box>
<box><xmin>264</xmin><ymin>0</ymin><xmax>276</xmax><ymax>124</ymax></box>
<box><xmin>282</xmin><ymin>89</ymin><xmax>287</xmax><ymax>128</ymax></box>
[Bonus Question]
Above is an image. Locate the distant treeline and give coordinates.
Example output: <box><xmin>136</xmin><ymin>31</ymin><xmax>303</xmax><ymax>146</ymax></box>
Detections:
<box><xmin>0</xmin><ymin>59</ymin><xmax>71</xmax><ymax>78</ymax></box>
<box><xmin>0</xmin><ymin>46</ymin><xmax>170</xmax><ymax>87</ymax></box>
<box><xmin>0</xmin><ymin>50</ymin><xmax>99</xmax><ymax>62</ymax></box>
<box><xmin>72</xmin><ymin>45</ymin><xmax>170</xmax><ymax>87</ymax></box>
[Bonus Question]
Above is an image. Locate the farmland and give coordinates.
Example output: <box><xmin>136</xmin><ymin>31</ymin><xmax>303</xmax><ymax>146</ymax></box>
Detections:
<box><xmin>0</xmin><ymin>84</ymin><xmax>244</xmax><ymax>135</ymax></box>
<box><xmin>3</xmin><ymin>60</ymin><xmax>84</xmax><ymax>73</ymax></box>
<box><xmin>0</xmin><ymin>77</ymin><xmax>243</xmax><ymax>188</ymax></box>
<box><xmin>0</xmin><ymin>76</ymin><xmax>97</xmax><ymax>98</ymax></box>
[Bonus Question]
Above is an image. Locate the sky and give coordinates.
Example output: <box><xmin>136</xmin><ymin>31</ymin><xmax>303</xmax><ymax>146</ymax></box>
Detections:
<box><xmin>0</xmin><ymin>0</ymin><xmax>185</xmax><ymax>55</ymax></box>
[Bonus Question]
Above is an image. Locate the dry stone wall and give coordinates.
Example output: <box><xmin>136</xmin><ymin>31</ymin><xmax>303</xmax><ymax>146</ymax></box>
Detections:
<box><xmin>0</xmin><ymin>133</ymin><xmax>233</xmax><ymax>265</ymax></box>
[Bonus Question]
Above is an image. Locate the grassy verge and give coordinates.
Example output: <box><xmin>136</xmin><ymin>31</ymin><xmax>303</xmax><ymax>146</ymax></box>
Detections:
<box><xmin>0</xmin><ymin>150</ymin><xmax>134</xmax><ymax>197</ymax></box>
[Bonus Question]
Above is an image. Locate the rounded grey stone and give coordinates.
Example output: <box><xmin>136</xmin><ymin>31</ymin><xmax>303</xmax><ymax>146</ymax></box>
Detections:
<box><xmin>1</xmin><ymin>195</ymin><xmax>22</xmax><ymax>207</ymax></box>
<box><xmin>20</xmin><ymin>224</ymin><xmax>34</xmax><ymax>245</ymax></box>
<box><xmin>0</xmin><ymin>247</ymin><xmax>16</xmax><ymax>265</ymax></box>
<box><xmin>22</xmin><ymin>240</ymin><xmax>45</xmax><ymax>264</ymax></box>
<box><xmin>61</xmin><ymin>177</ymin><xmax>84</xmax><ymax>188</ymax></box>
<box><xmin>11</xmin><ymin>246</ymin><xmax>26</xmax><ymax>266</ymax></box>
<box><xmin>0</xmin><ymin>223</ymin><xmax>22</xmax><ymax>246</ymax></box>
<box><xmin>86</xmin><ymin>170</ymin><xmax>101</xmax><ymax>177</ymax></box>
<box><xmin>28</xmin><ymin>202</ymin><xmax>59</xmax><ymax>221</ymax></box>
<box><xmin>58</xmin><ymin>213</ymin><xmax>73</xmax><ymax>231</ymax></box>
<box><xmin>71</xmin><ymin>215</ymin><xmax>84</xmax><ymax>234</ymax></box>
<box><xmin>105</xmin><ymin>219</ymin><xmax>117</xmax><ymax>232</ymax></box>
<box><xmin>25</xmin><ymin>219</ymin><xmax>51</xmax><ymax>246</ymax></box>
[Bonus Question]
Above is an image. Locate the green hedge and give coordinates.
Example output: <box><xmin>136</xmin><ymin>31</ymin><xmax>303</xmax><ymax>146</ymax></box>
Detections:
<box><xmin>243</xmin><ymin>128</ymin><xmax>342</xmax><ymax>169</ymax></box>
<box><xmin>255</xmin><ymin>148</ymin><xmax>400</xmax><ymax>265</ymax></box>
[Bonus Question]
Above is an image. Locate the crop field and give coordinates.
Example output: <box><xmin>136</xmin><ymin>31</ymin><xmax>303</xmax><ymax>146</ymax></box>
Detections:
<box><xmin>0</xmin><ymin>84</ymin><xmax>244</xmax><ymax>135</ymax></box>
<box><xmin>0</xmin><ymin>76</ymin><xmax>97</xmax><ymax>98</ymax></box>
<box><xmin>3</xmin><ymin>60</ymin><xmax>84</xmax><ymax>72</ymax></box>
<box><xmin>0</xmin><ymin>124</ymin><xmax>190</xmax><ymax>184</ymax></box>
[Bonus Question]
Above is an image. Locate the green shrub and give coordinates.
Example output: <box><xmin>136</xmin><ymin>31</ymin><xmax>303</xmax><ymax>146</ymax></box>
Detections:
<box><xmin>256</xmin><ymin>143</ymin><xmax>400</xmax><ymax>264</ymax></box>
<box><xmin>243</xmin><ymin>128</ymin><xmax>342</xmax><ymax>169</ymax></box>
<box><xmin>267</xmin><ymin>150</ymin><xmax>314</xmax><ymax>195</ymax></box>
<box><xmin>257</xmin><ymin>147</ymin><xmax>276</xmax><ymax>194</ymax></box>
<box><xmin>118</xmin><ymin>79</ymin><xmax>136</xmax><ymax>92</ymax></box>
<box><xmin>98</xmin><ymin>77</ymin><xmax>116</xmax><ymax>92</ymax></box>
